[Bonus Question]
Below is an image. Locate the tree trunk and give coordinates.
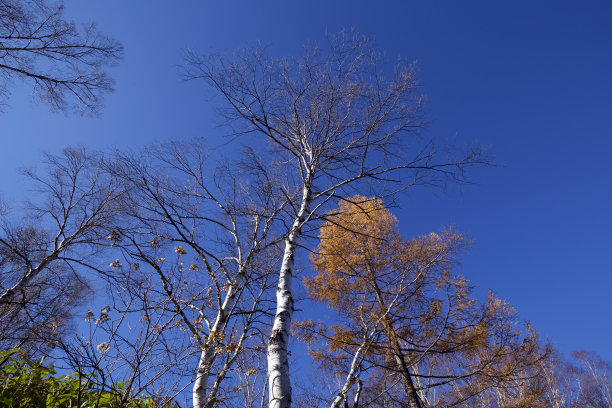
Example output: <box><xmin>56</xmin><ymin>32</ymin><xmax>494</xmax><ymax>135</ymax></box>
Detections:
<box><xmin>193</xmin><ymin>347</ymin><xmax>213</xmax><ymax>408</ymax></box>
<box><xmin>371</xmin><ymin>278</ymin><xmax>422</xmax><ymax>408</ymax></box>
<box><xmin>392</xmin><ymin>350</ymin><xmax>423</xmax><ymax>408</ymax></box>
<box><xmin>193</xmin><ymin>284</ymin><xmax>238</xmax><ymax>407</ymax></box>
<box><xmin>267</xmin><ymin>183</ymin><xmax>311</xmax><ymax>408</ymax></box>
<box><xmin>329</xmin><ymin>339</ymin><xmax>366</xmax><ymax>408</ymax></box>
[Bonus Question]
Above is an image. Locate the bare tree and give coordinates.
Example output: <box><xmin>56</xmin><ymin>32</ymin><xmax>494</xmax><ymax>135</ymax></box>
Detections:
<box><xmin>458</xmin><ymin>349</ymin><xmax>612</xmax><ymax>408</ymax></box>
<box><xmin>0</xmin><ymin>0</ymin><xmax>122</xmax><ymax>113</ymax></box>
<box><xmin>537</xmin><ymin>350</ymin><xmax>612</xmax><ymax>408</ymax></box>
<box><xmin>98</xmin><ymin>141</ymin><xmax>287</xmax><ymax>407</ymax></box>
<box><xmin>0</xmin><ymin>147</ymin><xmax>122</xmax><ymax>355</ymax></box>
<box><xmin>572</xmin><ymin>351</ymin><xmax>612</xmax><ymax>408</ymax></box>
<box><xmin>184</xmin><ymin>30</ymin><xmax>488</xmax><ymax>408</ymax></box>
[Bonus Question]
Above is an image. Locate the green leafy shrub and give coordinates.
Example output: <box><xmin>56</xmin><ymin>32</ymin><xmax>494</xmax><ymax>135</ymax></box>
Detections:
<box><xmin>0</xmin><ymin>350</ymin><xmax>157</xmax><ymax>407</ymax></box>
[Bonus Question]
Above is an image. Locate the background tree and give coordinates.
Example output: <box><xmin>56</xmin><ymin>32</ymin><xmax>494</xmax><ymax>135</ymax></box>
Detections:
<box><xmin>0</xmin><ymin>0</ymin><xmax>122</xmax><ymax>113</ymax></box>
<box><xmin>462</xmin><ymin>349</ymin><xmax>612</xmax><ymax>408</ymax></box>
<box><xmin>537</xmin><ymin>350</ymin><xmax>612</xmax><ymax>408</ymax></box>
<box><xmin>0</xmin><ymin>148</ymin><xmax>121</xmax><ymax>355</ymax></box>
<box><xmin>298</xmin><ymin>197</ymin><xmax>546</xmax><ymax>408</ymax></box>
<box><xmin>185</xmin><ymin>30</ymin><xmax>488</xmax><ymax>408</ymax></box>
<box><xmin>568</xmin><ymin>351</ymin><xmax>612</xmax><ymax>407</ymax></box>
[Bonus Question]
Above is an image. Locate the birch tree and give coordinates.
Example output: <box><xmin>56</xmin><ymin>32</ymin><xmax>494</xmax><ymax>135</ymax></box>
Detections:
<box><xmin>535</xmin><ymin>350</ymin><xmax>612</xmax><ymax>408</ymax></box>
<box><xmin>184</xmin><ymin>30</ymin><xmax>488</xmax><ymax>408</ymax></box>
<box><xmin>104</xmin><ymin>141</ymin><xmax>286</xmax><ymax>407</ymax></box>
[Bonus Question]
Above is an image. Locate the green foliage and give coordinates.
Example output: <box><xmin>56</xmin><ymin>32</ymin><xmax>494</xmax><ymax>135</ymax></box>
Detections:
<box><xmin>0</xmin><ymin>350</ymin><xmax>157</xmax><ymax>408</ymax></box>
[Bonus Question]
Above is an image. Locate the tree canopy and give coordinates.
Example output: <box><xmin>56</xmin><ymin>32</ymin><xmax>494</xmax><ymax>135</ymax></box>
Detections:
<box><xmin>0</xmin><ymin>0</ymin><xmax>122</xmax><ymax>113</ymax></box>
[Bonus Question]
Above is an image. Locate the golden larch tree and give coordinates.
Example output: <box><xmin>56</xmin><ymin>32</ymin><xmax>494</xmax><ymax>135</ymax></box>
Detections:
<box><xmin>298</xmin><ymin>196</ymin><xmax>547</xmax><ymax>408</ymax></box>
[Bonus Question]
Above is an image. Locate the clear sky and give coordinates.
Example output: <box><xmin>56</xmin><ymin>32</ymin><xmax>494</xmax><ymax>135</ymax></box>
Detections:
<box><xmin>0</xmin><ymin>1</ymin><xmax>610</xmax><ymax>362</ymax></box>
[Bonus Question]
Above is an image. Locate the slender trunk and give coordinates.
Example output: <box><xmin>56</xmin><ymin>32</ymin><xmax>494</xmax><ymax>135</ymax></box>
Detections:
<box><xmin>329</xmin><ymin>339</ymin><xmax>367</xmax><ymax>408</ymax></box>
<box><xmin>267</xmin><ymin>182</ymin><xmax>311</xmax><ymax>408</ymax></box>
<box><xmin>371</xmin><ymin>280</ymin><xmax>422</xmax><ymax>408</ymax></box>
<box><xmin>193</xmin><ymin>284</ymin><xmax>238</xmax><ymax>407</ymax></box>
<box><xmin>193</xmin><ymin>347</ymin><xmax>214</xmax><ymax>408</ymax></box>
<box><xmin>353</xmin><ymin>380</ymin><xmax>363</xmax><ymax>408</ymax></box>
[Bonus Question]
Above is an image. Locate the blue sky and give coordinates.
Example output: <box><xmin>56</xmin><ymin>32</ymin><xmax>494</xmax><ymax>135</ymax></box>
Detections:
<box><xmin>0</xmin><ymin>1</ymin><xmax>610</xmax><ymax>361</ymax></box>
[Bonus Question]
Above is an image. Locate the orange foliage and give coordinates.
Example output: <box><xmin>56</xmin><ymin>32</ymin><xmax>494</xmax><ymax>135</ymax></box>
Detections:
<box><xmin>300</xmin><ymin>196</ymin><xmax>547</xmax><ymax>407</ymax></box>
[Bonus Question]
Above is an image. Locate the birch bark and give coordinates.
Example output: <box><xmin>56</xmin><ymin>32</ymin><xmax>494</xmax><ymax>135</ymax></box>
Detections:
<box><xmin>267</xmin><ymin>183</ymin><xmax>311</xmax><ymax>408</ymax></box>
<box><xmin>193</xmin><ymin>265</ymin><xmax>255</xmax><ymax>407</ymax></box>
<box><xmin>329</xmin><ymin>339</ymin><xmax>367</xmax><ymax>408</ymax></box>
<box><xmin>192</xmin><ymin>284</ymin><xmax>237</xmax><ymax>407</ymax></box>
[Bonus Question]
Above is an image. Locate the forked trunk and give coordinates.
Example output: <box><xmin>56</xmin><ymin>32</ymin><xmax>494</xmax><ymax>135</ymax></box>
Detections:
<box><xmin>192</xmin><ymin>285</ymin><xmax>238</xmax><ymax>407</ymax></box>
<box><xmin>329</xmin><ymin>339</ymin><xmax>367</xmax><ymax>408</ymax></box>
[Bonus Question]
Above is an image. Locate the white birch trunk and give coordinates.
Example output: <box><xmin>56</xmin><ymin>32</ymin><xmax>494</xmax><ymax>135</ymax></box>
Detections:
<box><xmin>352</xmin><ymin>380</ymin><xmax>363</xmax><ymax>408</ymax></box>
<box><xmin>193</xmin><ymin>347</ymin><xmax>213</xmax><ymax>408</ymax></box>
<box><xmin>329</xmin><ymin>339</ymin><xmax>367</xmax><ymax>408</ymax></box>
<box><xmin>193</xmin><ymin>284</ymin><xmax>238</xmax><ymax>407</ymax></box>
<box><xmin>267</xmin><ymin>183</ymin><xmax>311</xmax><ymax>408</ymax></box>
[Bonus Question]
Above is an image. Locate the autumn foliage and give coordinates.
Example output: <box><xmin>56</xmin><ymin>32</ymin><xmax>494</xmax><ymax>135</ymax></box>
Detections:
<box><xmin>298</xmin><ymin>196</ymin><xmax>547</xmax><ymax>407</ymax></box>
